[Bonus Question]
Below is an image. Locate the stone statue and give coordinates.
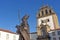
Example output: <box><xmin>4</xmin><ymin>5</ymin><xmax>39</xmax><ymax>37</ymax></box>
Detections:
<box><xmin>16</xmin><ymin>25</ymin><xmax>24</xmax><ymax>40</ymax></box>
<box><xmin>16</xmin><ymin>14</ymin><xmax>30</xmax><ymax>40</ymax></box>
<box><xmin>21</xmin><ymin>14</ymin><xmax>29</xmax><ymax>33</ymax></box>
<box><xmin>40</xmin><ymin>24</ymin><xmax>48</xmax><ymax>37</ymax></box>
<box><xmin>37</xmin><ymin>23</ymin><xmax>50</xmax><ymax>40</ymax></box>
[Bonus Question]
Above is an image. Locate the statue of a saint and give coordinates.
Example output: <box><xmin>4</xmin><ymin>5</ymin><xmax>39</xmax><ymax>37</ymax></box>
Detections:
<box><xmin>40</xmin><ymin>24</ymin><xmax>48</xmax><ymax>37</ymax></box>
<box><xmin>16</xmin><ymin>14</ymin><xmax>30</xmax><ymax>40</ymax></box>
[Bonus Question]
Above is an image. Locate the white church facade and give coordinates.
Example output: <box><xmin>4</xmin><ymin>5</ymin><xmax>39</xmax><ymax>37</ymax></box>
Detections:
<box><xmin>36</xmin><ymin>6</ymin><xmax>60</xmax><ymax>40</ymax></box>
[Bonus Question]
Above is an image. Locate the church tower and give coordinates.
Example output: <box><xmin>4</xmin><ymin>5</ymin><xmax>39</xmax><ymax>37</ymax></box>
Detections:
<box><xmin>37</xmin><ymin>6</ymin><xmax>59</xmax><ymax>36</ymax></box>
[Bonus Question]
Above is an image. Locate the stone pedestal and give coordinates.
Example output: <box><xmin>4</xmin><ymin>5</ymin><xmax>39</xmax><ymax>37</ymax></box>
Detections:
<box><xmin>37</xmin><ymin>35</ymin><xmax>50</xmax><ymax>40</ymax></box>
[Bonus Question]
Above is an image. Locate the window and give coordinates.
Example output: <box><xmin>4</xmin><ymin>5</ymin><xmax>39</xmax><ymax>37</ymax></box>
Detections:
<box><xmin>59</xmin><ymin>37</ymin><xmax>60</xmax><ymax>40</ymax></box>
<box><xmin>41</xmin><ymin>11</ymin><xmax>44</xmax><ymax>16</ymax></box>
<box><xmin>52</xmin><ymin>32</ymin><xmax>55</xmax><ymax>36</ymax></box>
<box><xmin>47</xmin><ymin>19</ymin><xmax>49</xmax><ymax>22</ymax></box>
<box><xmin>49</xmin><ymin>9</ymin><xmax>52</xmax><ymax>14</ymax></box>
<box><xmin>53</xmin><ymin>37</ymin><xmax>56</xmax><ymax>40</ymax></box>
<box><xmin>13</xmin><ymin>35</ymin><xmax>16</xmax><ymax>40</ymax></box>
<box><xmin>45</xmin><ymin>9</ymin><xmax>48</xmax><ymax>14</ymax></box>
<box><xmin>57</xmin><ymin>31</ymin><xmax>60</xmax><ymax>35</ymax></box>
<box><xmin>39</xmin><ymin>13</ymin><xmax>40</xmax><ymax>17</ymax></box>
<box><xmin>41</xmin><ymin>20</ymin><xmax>44</xmax><ymax>23</ymax></box>
<box><xmin>6</xmin><ymin>34</ymin><xmax>9</xmax><ymax>40</ymax></box>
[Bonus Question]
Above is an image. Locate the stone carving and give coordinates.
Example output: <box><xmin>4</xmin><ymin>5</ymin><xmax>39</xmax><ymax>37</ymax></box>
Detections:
<box><xmin>21</xmin><ymin>14</ymin><xmax>29</xmax><ymax>33</ymax></box>
<box><xmin>37</xmin><ymin>23</ymin><xmax>50</xmax><ymax>40</ymax></box>
<box><xmin>16</xmin><ymin>14</ymin><xmax>30</xmax><ymax>40</ymax></box>
<box><xmin>40</xmin><ymin>24</ymin><xmax>48</xmax><ymax>37</ymax></box>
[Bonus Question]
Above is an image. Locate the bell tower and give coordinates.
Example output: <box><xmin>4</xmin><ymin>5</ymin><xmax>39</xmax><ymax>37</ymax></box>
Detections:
<box><xmin>37</xmin><ymin>6</ymin><xmax>59</xmax><ymax>36</ymax></box>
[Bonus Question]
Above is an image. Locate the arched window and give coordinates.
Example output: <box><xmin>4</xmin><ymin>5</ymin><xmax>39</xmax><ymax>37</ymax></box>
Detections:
<box><xmin>45</xmin><ymin>9</ymin><xmax>48</xmax><ymax>15</ymax></box>
<box><xmin>41</xmin><ymin>11</ymin><xmax>44</xmax><ymax>16</ymax></box>
<box><xmin>49</xmin><ymin>9</ymin><xmax>52</xmax><ymax>14</ymax></box>
<box><xmin>39</xmin><ymin>13</ymin><xmax>40</xmax><ymax>17</ymax></box>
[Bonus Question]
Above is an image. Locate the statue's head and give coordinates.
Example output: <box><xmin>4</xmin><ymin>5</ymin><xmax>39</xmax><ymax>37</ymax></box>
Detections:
<box><xmin>24</xmin><ymin>14</ymin><xmax>29</xmax><ymax>19</ymax></box>
<box><xmin>22</xmin><ymin>14</ymin><xmax>29</xmax><ymax>22</ymax></box>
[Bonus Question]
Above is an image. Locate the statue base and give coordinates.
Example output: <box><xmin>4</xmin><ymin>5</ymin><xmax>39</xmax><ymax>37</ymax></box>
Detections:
<box><xmin>37</xmin><ymin>35</ymin><xmax>50</xmax><ymax>40</ymax></box>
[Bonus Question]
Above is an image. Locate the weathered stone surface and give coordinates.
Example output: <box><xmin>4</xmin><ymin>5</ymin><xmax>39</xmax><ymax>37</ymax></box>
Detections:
<box><xmin>16</xmin><ymin>14</ymin><xmax>30</xmax><ymax>40</ymax></box>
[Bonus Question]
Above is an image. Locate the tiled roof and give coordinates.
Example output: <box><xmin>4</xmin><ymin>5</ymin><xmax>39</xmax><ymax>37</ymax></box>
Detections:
<box><xmin>0</xmin><ymin>28</ymin><xmax>16</xmax><ymax>34</ymax></box>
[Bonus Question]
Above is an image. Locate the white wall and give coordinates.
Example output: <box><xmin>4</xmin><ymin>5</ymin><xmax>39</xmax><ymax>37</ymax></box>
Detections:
<box><xmin>38</xmin><ymin>15</ymin><xmax>54</xmax><ymax>29</ymax></box>
<box><xmin>0</xmin><ymin>31</ymin><xmax>19</xmax><ymax>40</ymax></box>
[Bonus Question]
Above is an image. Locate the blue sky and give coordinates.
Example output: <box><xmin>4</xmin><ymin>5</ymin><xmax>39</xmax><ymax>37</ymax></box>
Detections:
<box><xmin>0</xmin><ymin>0</ymin><xmax>60</xmax><ymax>33</ymax></box>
